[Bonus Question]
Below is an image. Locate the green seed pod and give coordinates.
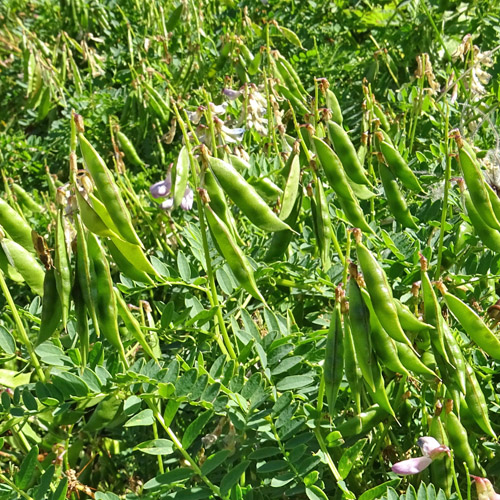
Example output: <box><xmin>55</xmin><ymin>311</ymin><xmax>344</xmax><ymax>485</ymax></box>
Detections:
<box><xmin>379</xmin><ymin>140</ymin><xmax>423</xmax><ymax>193</ymax></box>
<box><xmin>0</xmin><ymin>198</ymin><xmax>34</xmax><ymax>253</ymax></box>
<box><xmin>324</xmin><ymin>302</ymin><xmax>344</xmax><ymax>416</ymax></box>
<box><xmin>354</xmin><ymin>232</ymin><xmax>414</xmax><ymax>351</ymax></box>
<box><xmin>1</xmin><ymin>237</ymin><xmax>45</xmax><ymax>296</ymax></box>
<box><xmin>325</xmin><ymin>89</ymin><xmax>343</xmax><ymax>125</ymax></box>
<box><xmin>378</xmin><ymin>162</ymin><xmax>418</xmax><ymax>230</ymax></box>
<box><xmin>208</xmin><ymin>156</ymin><xmax>290</xmax><ymax>232</ymax></box>
<box><xmin>327</xmin><ymin>121</ymin><xmax>371</xmax><ymax>186</ymax></box>
<box><xmin>429</xmin><ymin>414</ymin><xmax>452</xmax><ymax>497</ymax></box>
<box><xmin>54</xmin><ymin>209</ymin><xmax>71</xmax><ymax>328</ymax></box>
<box><xmin>204</xmin><ymin>203</ymin><xmax>265</xmax><ymax>302</ymax></box>
<box><xmin>87</xmin><ymin>232</ymin><xmax>126</xmax><ymax>360</ymax></box>
<box><xmin>116</xmin><ymin>130</ymin><xmax>145</xmax><ymax>168</ymax></box>
<box><xmin>79</xmin><ymin>133</ymin><xmax>143</xmax><ymax>247</ymax></box>
<box><xmin>172</xmin><ymin>146</ymin><xmax>190</xmax><ymax>209</ymax></box>
<box><xmin>37</xmin><ymin>267</ymin><xmax>62</xmax><ymax>345</ymax></box>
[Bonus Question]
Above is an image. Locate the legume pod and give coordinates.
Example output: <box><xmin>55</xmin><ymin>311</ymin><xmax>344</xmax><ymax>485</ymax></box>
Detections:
<box><xmin>0</xmin><ymin>198</ymin><xmax>34</xmax><ymax>253</ymax></box>
<box><xmin>327</xmin><ymin>121</ymin><xmax>370</xmax><ymax>186</ymax></box>
<box><xmin>354</xmin><ymin>231</ymin><xmax>414</xmax><ymax>351</ymax></box>
<box><xmin>379</xmin><ymin>140</ymin><xmax>422</xmax><ymax>193</ymax></box>
<box><xmin>457</xmin><ymin>137</ymin><xmax>500</xmax><ymax>231</ymax></box>
<box><xmin>1</xmin><ymin>237</ymin><xmax>45</xmax><ymax>296</ymax></box>
<box><xmin>438</xmin><ymin>282</ymin><xmax>500</xmax><ymax>360</ymax></box>
<box><xmin>79</xmin><ymin>133</ymin><xmax>143</xmax><ymax>247</ymax></box>
<box><xmin>204</xmin><ymin>204</ymin><xmax>265</xmax><ymax>302</ymax></box>
<box><xmin>324</xmin><ymin>301</ymin><xmax>344</xmax><ymax>416</ymax></box>
<box><xmin>208</xmin><ymin>156</ymin><xmax>290</xmax><ymax>232</ymax></box>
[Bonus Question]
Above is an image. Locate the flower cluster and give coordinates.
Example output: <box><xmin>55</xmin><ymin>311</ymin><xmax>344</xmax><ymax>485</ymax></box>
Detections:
<box><xmin>452</xmin><ymin>34</ymin><xmax>493</xmax><ymax>97</ymax></box>
<box><xmin>391</xmin><ymin>437</ymin><xmax>450</xmax><ymax>475</ymax></box>
<box><xmin>150</xmin><ymin>172</ymin><xmax>193</xmax><ymax>211</ymax></box>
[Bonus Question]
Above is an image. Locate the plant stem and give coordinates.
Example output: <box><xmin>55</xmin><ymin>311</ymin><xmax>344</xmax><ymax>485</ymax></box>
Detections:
<box><xmin>313</xmin><ymin>425</ymin><xmax>342</xmax><ymax>482</ymax></box>
<box><xmin>171</xmin><ymin>102</ymin><xmax>236</xmax><ymax>360</ymax></box>
<box><xmin>0</xmin><ymin>472</ymin><xmax>34</xmax><ymax>500</ymax></box>
<box><xmin>435</xmin><ymin>99</ymin><xmax>451</xmax><ymax>279</ymax></box>
<box><xmin>149</xmin><ymin>402</ymin><xmax>221</xmax><ymax>497</ymax></box>
<box><xmin>0</xmin><ymin>271</ymin><xmax>45</xmax><ymax>382</ymax></box>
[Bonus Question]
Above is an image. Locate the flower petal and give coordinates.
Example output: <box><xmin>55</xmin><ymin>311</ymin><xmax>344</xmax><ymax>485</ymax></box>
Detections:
<box><xmin>417</xmin><ymin>436</ymin><xmax>441</xmax><ymax>457</ymax></box>
<box><xmin>392</xmin><ymin>457</ymin><xmax>432</xmax><ymax>475</ymax></box>
<box><xmin>180</xmin><ymin>188</ymin><xmax>194</xmax><ymax>211</ymax></box>
<box><xmin>160</xmin><ymin>198</ymin><xmax>174</xmax><ymax>211</ymax></box>
<box><xmin>223</xmin><ymin>88</ymin><xmax>242</xmax><ymax>100</ymax></box>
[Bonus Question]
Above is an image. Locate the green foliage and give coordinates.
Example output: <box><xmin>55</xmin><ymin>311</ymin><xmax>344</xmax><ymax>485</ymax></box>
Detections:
<box><xmin>1</xmin><ymin>0</ymin><xmax>500</xmax><ymax>499</ymax></box>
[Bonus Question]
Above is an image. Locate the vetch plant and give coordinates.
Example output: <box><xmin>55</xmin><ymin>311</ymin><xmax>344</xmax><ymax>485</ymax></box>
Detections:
<box><xmin>392</xmin><ymin>437</ymin><xmax>451</xmax><ymax>475</ymax></box>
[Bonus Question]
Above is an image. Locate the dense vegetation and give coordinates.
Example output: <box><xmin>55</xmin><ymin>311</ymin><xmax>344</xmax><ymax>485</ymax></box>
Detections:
<box><xmin>1</xmin><ymin>0</ymin><xmax>500</xmax><ymax>499</ymax></box>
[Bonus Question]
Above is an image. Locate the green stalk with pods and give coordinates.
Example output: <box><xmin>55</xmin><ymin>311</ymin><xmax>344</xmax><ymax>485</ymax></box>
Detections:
<box><xmin>87</xmin><ymin>232</ymin><xmax>127</xmax><ymax>365</ymax></box>
<box><xmin>77</xmin><ymin>126</ymin><xmax>143</xmax><ymax>247</ymax></box>
<box><xmin>354</xmin><ymin>229</ymin><xmax>415</xmax><ymax>351</ymax></box>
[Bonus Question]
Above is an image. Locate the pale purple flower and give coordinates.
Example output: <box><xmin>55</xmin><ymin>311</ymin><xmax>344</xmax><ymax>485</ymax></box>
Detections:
<box><xmin>223</xmin><ymin>88</ymin><xmax>242</xmax><ymax>100</ymax></box>
<box><xmin>392</xmin><ymin>436</ymin><xmax>450</xmax><ymax>476</ymax></box>
<box><xmin>180</xmin><ymin>188</ymin><xmax>194</xmax><ymax>211</ymax></box>
<box><xmin>150</xmin><ymin>173</ymin><xmax>172</xmax><ymax>199</ymax></box>
<box><xmin>392</xmin><ymin>457</ymin><xmax>432</xmax><ymax>475</ymax></box>
<box><xmin>150</xmin><ymin>172</ymin><xmax>193</xmax><ymax>211</ymax></box>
